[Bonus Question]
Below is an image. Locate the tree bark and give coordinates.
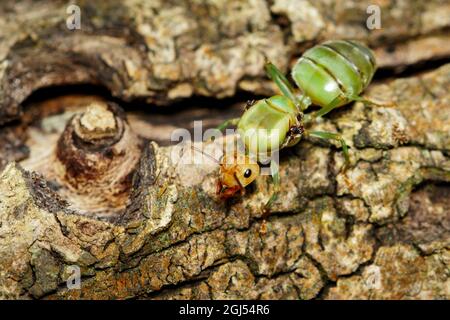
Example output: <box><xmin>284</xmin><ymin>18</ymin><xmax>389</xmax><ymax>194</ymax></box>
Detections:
<box><xmin>1</xmin><ymin>0</ymin><xmax>449</xmax><ymax>124</ymax></box>
<box><xmin>0</xmin><ymin>0</ymin><xmax>449</xmax><ymax>300</ymax></box>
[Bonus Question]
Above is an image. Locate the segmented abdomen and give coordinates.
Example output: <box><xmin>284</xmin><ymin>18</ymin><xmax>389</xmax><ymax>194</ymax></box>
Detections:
<box><xmin>291</xmin><ymin>40</ymin><xmax>376</xmax><ymax>108</ymax></box>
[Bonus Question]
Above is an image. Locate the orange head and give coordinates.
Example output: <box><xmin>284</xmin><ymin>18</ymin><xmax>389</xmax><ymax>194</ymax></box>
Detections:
<box><xmin>217</xmin><ymin>152</ymin><xmax>260</xmax><ymax>199</ymax></box>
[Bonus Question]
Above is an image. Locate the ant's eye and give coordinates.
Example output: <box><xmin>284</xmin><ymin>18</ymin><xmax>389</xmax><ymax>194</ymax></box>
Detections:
<box><xmin>243</xmin><ymin>169</ymin><xmax>252</xmax><ymax>178</ymax></box>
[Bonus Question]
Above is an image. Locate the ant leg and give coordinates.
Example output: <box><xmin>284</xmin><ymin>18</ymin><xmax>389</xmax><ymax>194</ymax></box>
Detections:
<box><xmin>304</xmin><ymin>95</ymin><xmax>343</xmax><ymax>123</ymax></box>
<box><xmin>308</xmin><ymin>130</ymin><xmax>350</xmax><ymax>169</ymax></box>
<box><xmin>216</xmin><ymin>118</ymin><xmax>239</xmax><ymax>131</ymax></box>
<box><xmin>265</xmin><ymin>62</ymin><xmax>303</xmax><ymax>110</ymax></box>
<box><xmin>348</xmin><ymin>94</ymin><xmax>396</xmax><ymax>108</ymax></box>
<box><xmin>305</xmin><ymin>94</ymin><xmax>396</xmax><ymax>124</ymax></box>
<box><xmin>263</xmin><ymin>159</ymin><xmax>280</xmax><ymax>216</ymax></box>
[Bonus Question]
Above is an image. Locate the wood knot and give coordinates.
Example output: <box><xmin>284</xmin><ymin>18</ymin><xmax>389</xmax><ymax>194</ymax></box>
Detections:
<box><xmin>53</xmin><ymin>101</ymin><xmax>143</xmax><ymax>219</ymax></box>
<box><xmin>75</xmin><ymin>102</ymin><xmax>118</xmax><ymax>141</ymax></box>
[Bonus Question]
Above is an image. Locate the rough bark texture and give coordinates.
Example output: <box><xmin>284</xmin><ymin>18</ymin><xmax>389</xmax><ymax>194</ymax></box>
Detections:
<box><xmin>0</xmin><ymin>0</ymin><xmax>449</xmax><ymax>300</ymax></box>
<box><xmin>1</xmin><ymin>0</ymin><xmax>450</xmax><ymax>124</ymax></box>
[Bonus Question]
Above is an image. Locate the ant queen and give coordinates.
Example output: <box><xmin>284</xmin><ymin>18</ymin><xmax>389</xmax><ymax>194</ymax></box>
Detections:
<box><xmin>177</xmin><ymin>40</ymin><xmax>384</xmax><ymax>214</ymax></box>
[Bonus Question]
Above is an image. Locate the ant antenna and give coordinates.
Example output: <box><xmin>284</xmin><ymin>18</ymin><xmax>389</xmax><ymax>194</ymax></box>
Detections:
<box><xmin>190</xmin><ymin>144</ymin><xmax>221</xmax><ymax>164</ymax></box>
<box><xmin>153</xmin><ymin>142</ymin><xmax>222</xmax><ymax>197</ymax></box>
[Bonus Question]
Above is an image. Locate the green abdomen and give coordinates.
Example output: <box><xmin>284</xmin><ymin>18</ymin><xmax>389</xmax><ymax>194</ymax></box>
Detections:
<box><xmin>291</xmin><ymin>40</ymin><xmax>376</xmax><ymax>108</ymax></box>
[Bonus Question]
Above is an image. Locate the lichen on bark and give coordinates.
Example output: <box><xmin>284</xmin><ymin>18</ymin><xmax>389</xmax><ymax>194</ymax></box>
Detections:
<box><xmin>1</xmin><ymin>0</ymin><xmax>450</xmax><ymax>124</ymax></box>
